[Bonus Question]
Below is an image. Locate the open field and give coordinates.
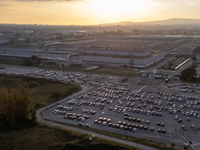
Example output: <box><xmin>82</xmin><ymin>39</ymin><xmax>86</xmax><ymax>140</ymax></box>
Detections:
<box><xmin>0</xmin><ymin>123</ymin><xmax>139</xmax><ymax>150</ymax></box>
<box><xmin>90</xmin><ymin>68</ymin><xmax>138</xmax><ymax>77</ymax></box>
<box><xmin>0</xmin><ymin>74</ymin><xmax>81</xmax><ymax>109</ymax></box>
<box><xmin>0</xmin><ymin>59</ymin><xmax>24</xmax><ymax>66</ymax></box>
<box><xmin>0</xmin><ymin>58</ymin><xmax>139</xmax><ymax>77</ymax></box>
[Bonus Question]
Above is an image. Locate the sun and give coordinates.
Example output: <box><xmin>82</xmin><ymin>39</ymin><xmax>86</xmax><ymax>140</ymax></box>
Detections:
<box><xmin>89</xmin><ymin>0</ymin><xmax>151</xmax><ymax>17</ymax></box>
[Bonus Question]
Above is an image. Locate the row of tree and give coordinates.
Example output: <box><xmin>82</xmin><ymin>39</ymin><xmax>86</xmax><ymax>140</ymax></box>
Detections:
<box><xmin>181</xmin><ymin>62</ymin><xmax>197</xmax><ymax>81</ymax></box>
<box><xmin>23</xmin><ymin>55</ymin><xmax>41</xmax><ymax>66</ymax></box>
<box><xmin>0</xmin><ymin>85</ymin><xmax>36</xmax><ymax>125</ymax></box>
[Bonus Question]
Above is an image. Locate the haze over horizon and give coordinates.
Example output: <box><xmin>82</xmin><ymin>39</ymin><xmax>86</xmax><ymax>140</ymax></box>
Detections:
<box><xmin>0</xmin><ymin>0</ymin><xmax>200</xmax><ymax>25</ymax></box>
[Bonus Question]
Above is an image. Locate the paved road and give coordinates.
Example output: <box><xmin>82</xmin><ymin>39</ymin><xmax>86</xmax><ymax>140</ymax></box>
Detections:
<box><xmin>36</xmin><ymin>85</ymin><xmax>158</xmax><ymax>150</ymax></box>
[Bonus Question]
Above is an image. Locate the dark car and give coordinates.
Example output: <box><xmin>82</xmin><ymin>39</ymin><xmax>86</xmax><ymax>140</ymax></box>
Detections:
<box><xmin>129</xmin><ymin>127</ymin><xmax>133</xmax><ymax>131</ymax></box>
<box><xmin>122</xmin><ymin>122</ymin><xmax>127</xmax><ymax>126</ymax></box>
<box><xmin>178</xmin><ymin>118</ymin><xmax>182</xmax><ymax>123</ymax></box>
<box><xmin>132</xmin><ymin>118</ymin><xmax>136</xmax><ymax>122</ymax></box>
<box><xmin>150</xmin><ymin>127</ymin><xmax>154</xmax><ymax>132</ymax></box>
<box><xmin>92</xmin><ymin>111</ymin><xmax>96</xmax><ymax>115</ymax></box>
<box><xmin>128</xmin><ymin>117</ymin><xmax>132</xmax><ymax>121</ymax></box>
<box><xmin>77</xmin><ymin>117</ymin><xmax>82</xmax><ymax>121</ymax></box>
<box><xmin>182</xmin><ymin>125</ymin><xmax>186</xmax><ymax>130</ymax></box>
<box><xmin>157</xmin><ymin>122</ymin><xmax>161</xmax><ymax>126</ymax></box>
<box><xmin>116</xmin><ymin>124</ymin><xmax>120</xmax><ymax>128</ymax></box>
<box><xmin>124</xmin><ymin>126</ymin><xmax>128</xmax><ymax>131</ymax></box>
<box><xmin>158</xmin><ymin>128</ymin><xmax>162</xmax><ymax>133</ymax></box>
<box><xmin>146</xmin><ymin>120</ymin><xmax>150</xmax><ymax>125</ymax></box>
<box><xmin>162</xmin><ymin>129</ymin><xmax>166</xmax><ymax>133</ymax></box>
<box><xmin>107</xmin><ymin>119</ymin><xmax>111</xmax><ymax>122</ymax></box>
<box><xmin>131</xmin><ymin>124</ymin><xmax>136</xmax><ymax>128</ymax></box>
<box><xmin>161</xmin><ymin>123</ymin><xmax>165</xmax><ymax>127</ymax></box>
<box><xmin>112</xmin><ymin>124</ymin><xmax>116</xmax><ymax>128</ymax></box>
<box><xmin>124</xmin><ymin>113</ymin><xmax>130</xmax><ymax>116</ymax></box>
<box><xmin>78</xmin><ymin>122</ymin><xmax>84</xmax><ymax>126</ymax></box>
<box><xmin>127</xmin><ymin>123</ymin><xmax>131</xmax><ymax>127</ymax></box>
<box><xmin>98</xmin><ymin>121</ymin><xmax>102</xmax><ymax>125</ymax></box>
<box><xmin>108</xmin><ymin>122</ymin><xmax>112</xmax><ymax>127</ymax></box>
<box><xmin>139</xmin><ymin>125</ymin><xmax>143</xmax><ymax>129</ymax></box>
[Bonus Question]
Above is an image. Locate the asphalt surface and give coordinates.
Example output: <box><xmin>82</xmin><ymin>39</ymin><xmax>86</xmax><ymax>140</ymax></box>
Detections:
<box><xmin>36</xmin><ymin>84</ymin><xmax>158</xmax><ymax>150</ymax></box>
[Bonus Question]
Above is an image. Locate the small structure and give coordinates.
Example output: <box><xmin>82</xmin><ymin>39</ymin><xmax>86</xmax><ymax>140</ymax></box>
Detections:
<box><xmin>196</xmin><ymin>54</ymin><xmax>200</xmax><ymax>64</ymax></box>
<box><xmin>86</xmin><ymin>66</ymin><xmax>100</xmax><ymax>71</ymax></box>
<box><xmin>140</xmin><ymin>78</ymin><xmax>150</xmax><ymax>84</ymax></box>
<box><xmin>174</xmin><ymin>75</ymin><xmax>180</xmax><ymax>81</ymax></box>
<box><xmin>9</xmin><ymin>36</ymin><xmax>19</xmax><ymax>43</ymax></box>
<box><xmin>56</xmin><ymin>58</ymin><xmax>70</xmax><ymax>67</ymax></box>
<box><xmin>143</xmin><ymin>72</ymin><xmax>169</xmax><ymax>79</ymax></box>
<box><xmin>148</xmin><ymin>73</ymin><xmax>162</xmax><ymax>79</ymax></box>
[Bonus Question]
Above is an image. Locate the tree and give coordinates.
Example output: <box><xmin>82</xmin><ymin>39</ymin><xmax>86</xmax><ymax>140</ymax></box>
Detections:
<box><xmin>56</xmin><ymin>33</ymin><xmax>64</xmax><ymax>41</ymax></box>
<box><xmin>121</xmin><ymin>64</ymin><xmax>128</xmax><ymax>68</ymax></box>
<box><xmin>192</xmin><ymin>56</ymin><xmax>197</xmax><ymax>61</ymax></box>
<box><xmin>23</xmin><ymin>58</ymin><xmax>33</xmax><ymax>66</ymax></box>
<box><xmin>181</xmin><ymin>67</ymin><xmax>197</xmax><ymax>81</ymax></box>
<box><xmin>23</xmin><ymin>56</ymin><xmax>41</xmax><ymax>66</ymax></box>
<box><xmin>55</xmin><ymin>92</ymin><xmax>60</xmax><ymax>98</ymax></box>
<box><xmin>191</xmin><ymin>61</ymin><xmax>197</xmax><ymax>68</ymax></box>
<box><xmin>0</xmin><ymin>86</ymin><xmax>36</xmax><ymax>125</ymax></box>
<box><xmin>171</xmin><ymin>143</ymin><xmax>175</xmax><ymax>148</ymax></box>
<box><xmin>31</xmin><ymin>55</ymin><xmax>41</xmax><ymax>64</ymax></box>
<box><xmin>69</xmin><ymin>33</ymin><xmax>74</xmax><ymax>38</ymax></box>
<box><xmin>183</xmin><ymin>145</ymin><xmax>188</xmax><ymax>150</ymax></box>
<box><xmin>25</xmin><ymin>37</ymin><xmax>31</xmax><ymax>43</ymax></box>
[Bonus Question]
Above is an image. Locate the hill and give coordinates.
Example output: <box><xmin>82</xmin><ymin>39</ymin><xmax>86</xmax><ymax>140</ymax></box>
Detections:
<box><xmin>102</xmin><ymin>18</ymin><xmax>200</xmax><ymax>26</ymax></box>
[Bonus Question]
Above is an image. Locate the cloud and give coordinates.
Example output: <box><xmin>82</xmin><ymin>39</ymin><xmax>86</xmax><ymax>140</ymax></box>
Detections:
<box><xmin>0</xmin><ymin>0</ymin><xmax>87</xmax><ymax>1</ymax></box>
<box><xmin>189</xmin><ymin>3</ymin><xmax>200</xmax><ymax>6</ymax></box>
<box><xmin>12</xmin><ymin>0</ymin><xmax>87</xmax><ymax>1</ymax></box>
<box><xmin>0</xmin><ymin>1</ymin><xmax>14</xmax><ymax>7</ymax></box>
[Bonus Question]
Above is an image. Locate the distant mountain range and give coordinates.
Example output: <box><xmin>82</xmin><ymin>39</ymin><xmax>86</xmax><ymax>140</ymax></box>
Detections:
<box><xmin>101</xmin><ymin>18</ymin><xmax>200</xmax><ymax>26</ymax></box>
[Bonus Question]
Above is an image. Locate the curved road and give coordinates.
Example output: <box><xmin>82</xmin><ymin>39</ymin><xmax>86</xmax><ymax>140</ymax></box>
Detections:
<box><xmin>36</xmin><ymin>84</ymin><xmax>158</xmax><ymax>150</ymax></box>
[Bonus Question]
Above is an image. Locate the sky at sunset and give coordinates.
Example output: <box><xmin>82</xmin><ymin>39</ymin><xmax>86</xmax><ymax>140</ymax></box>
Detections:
<box><xmin>0</xmin><ymin>0</ymin><xmax>200</xmax><ymax>25</ymax></box>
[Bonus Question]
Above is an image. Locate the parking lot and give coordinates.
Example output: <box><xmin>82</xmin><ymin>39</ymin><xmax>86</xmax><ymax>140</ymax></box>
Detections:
<box><xmin>43</xmin><ymin>80</ymin><xmax>200</xmax><ymax>148</ymax></box>
<box><xmin>1</xmin><ymin>64</ymin><xmax>200</xmax><ymax>149</ymax></box>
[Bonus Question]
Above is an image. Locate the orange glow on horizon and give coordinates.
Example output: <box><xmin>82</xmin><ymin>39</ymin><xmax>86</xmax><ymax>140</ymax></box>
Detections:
<box><xmin>0</xmin><ymin>0</ymin><xmax>200</xmax><ymax>25</ymax></box>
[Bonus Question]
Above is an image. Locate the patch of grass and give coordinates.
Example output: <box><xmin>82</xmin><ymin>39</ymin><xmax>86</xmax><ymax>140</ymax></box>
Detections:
<box><xmin>53</xmin><ymin>121</ymin><xmax>179</xmax><ymax>150</ymax></box>
<box><xmin>157</xmin><ymin>79</ymin><xmax>164</xmax><ymax>85</ymax></box>
<box><xmin>0</xmin><ymin>59</ymin><xmax>24</xmax><ymax>66</ymax></box>
<box><xmin>0</xmin><ymin>123</ymin><xmax>140</xmax><ymax>150</ymax></box>
<box><xmin>0</xmin><ymin>74</ymin><xmax>81</xmax><ymax>109</ymax></box>
<box><xmin>121</xmin><ymin>77</ymin><xmax>128</xmax><ymax>83</ymax></box>
<box><xmin>91</xmin><ymin>68</ymin><xmax>138</xmax><ymax>77</ymax></box>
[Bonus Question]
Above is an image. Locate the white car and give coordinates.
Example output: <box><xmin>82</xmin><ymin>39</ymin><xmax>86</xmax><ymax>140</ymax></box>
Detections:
<box><xmin>132</xmin><ymin>128</ymin><xmax>137</xmax><ymax>132</ymax></box>
<box><xmin>102</xmin><ymin>121</ymin><xmax>107</xmax><ymax>126</ymax></box>
<box><xmin>147</xmin><ymin>110</ymin><xmax>151</xmax><ymax>115</ymax></box>
<box><xmin>174</xmin><ymin>115</ymin><xmax>179</xmax><ymax>120</ymax></box>
<box><xmin>85</xmin><ymin>123</ymin><xmax>91</xmax><ymax>127</ymax></box>
<box><xmin>101</xmin><ymin>112</ymin><xmax>104</xmax><ymax>116</ymax></box>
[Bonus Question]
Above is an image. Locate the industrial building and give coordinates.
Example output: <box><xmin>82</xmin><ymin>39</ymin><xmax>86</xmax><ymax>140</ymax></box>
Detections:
<box><xmin>70</xmin><ymin>51</ymin><xmax>168</xmax><ymax>68</ymax></box>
